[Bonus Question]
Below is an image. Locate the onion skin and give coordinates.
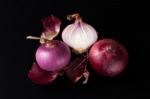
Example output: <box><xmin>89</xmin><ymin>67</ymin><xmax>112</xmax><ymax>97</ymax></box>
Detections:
<box><xmin>64</xmin><ymin>56</ymin><xmax>89</xmax><ymax>84</ymax></box>
<box><xmin>28</xmin><ymin>63</ymin><xmax>57</xmax><ymax>84</ymax></box>
<box><xmin>89</xmin><ymin>39</ymin><xmax>128</xmax><ymax>77</ymax></box>
<box><xmin>36</xmin><ymin>40</ymin><xmax>71</xmax><ymax>71</ymax></box>
<box><xmin>41</xmin><ymin>15</ymin><xmax>61</xmax><ymax>33</ymax></box>
<box><xmin>40</xmin><ymin>15</ymin><xmax>61</xmax><ymax>42</ymax></box>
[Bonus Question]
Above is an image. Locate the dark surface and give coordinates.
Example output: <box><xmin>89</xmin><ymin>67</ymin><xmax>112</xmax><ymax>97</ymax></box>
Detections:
<box><xmin>0</xmin><ymin>0</ymin><xmax>149</xmax><ymax>99</ymax></box>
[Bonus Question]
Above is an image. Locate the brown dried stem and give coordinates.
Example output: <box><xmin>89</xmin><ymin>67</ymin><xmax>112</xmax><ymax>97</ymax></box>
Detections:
<box><xmin>67</xmin><ymin>13</ymin><xmax>81</xmax><ymax>21</ymax></box>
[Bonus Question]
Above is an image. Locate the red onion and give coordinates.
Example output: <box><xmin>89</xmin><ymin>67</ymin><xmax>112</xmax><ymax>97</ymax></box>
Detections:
<box><xmin>26</xmin><ymin>15</ymin><xmax>71</xmax><ymax>84</ymax></box>
<box><xmin>89</xmin><ymin>39</ymin><xmax>128</xmax><ymax>77</ymax></box>
<box><xmin>36</xmin><ymin>40</ymin><xmax>71</xmax><ymax>71</ymax></box>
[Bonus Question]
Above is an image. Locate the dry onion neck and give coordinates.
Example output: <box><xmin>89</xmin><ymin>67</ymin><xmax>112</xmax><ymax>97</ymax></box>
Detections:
<box><xmin>67</xmin><ymin>13</ymin><xmax>81</xmax><ymax>22</ymax></box>
<box><xmin>26</xmin><ymin>35</ymin><xmax>57</xmax><ymax>48</ymax></box>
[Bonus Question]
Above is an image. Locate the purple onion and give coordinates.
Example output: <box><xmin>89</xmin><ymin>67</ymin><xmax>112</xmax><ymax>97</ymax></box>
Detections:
<box><xmin>89</xmin><ymin>39</ymin><xmax>128</xmax><ymax>77</ymax></box>
<box><xmin>36</xmin><ymin>40</ymin><xmax>71</xmax><ymax>71</ymax></box>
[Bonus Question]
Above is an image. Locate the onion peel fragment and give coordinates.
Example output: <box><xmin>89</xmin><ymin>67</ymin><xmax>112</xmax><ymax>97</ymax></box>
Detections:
<box><xmin>64</xmin><ymin>56</ymin><xmax>89</xmax><ymax>84</ymax></box>
<box><xmin>40</xmin><ymin>15</ymin><xmax>61</xmax><ymax>42</ymax></box>
<box><xmin>28</xmin><ymin>62</ymin><xmax>57</xmax><ymax>84</ymax></box>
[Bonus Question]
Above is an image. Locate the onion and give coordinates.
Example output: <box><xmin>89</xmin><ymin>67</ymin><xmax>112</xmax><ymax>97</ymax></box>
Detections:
<box><xmin>26</xmin><ymin>15</ymin><xmax>71</xmax><ymax>84</ymax></box>
<box><xmin>36</xmin><ymin>40</ymin><xmax>71</xmax><ymax>71</ymax></box>
<box><xmin>62</xmin><ymin>13</ymin><xmax>98</xmax><ymax>54</ymax></box>
<box><xmin>89</xmin><ymin>39</ymin><xmax>128</xmax><ymax>77</ymax></box>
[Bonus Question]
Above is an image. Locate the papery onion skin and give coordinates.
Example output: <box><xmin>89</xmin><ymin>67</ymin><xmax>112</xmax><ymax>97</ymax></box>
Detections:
<box><xmin>62</xmin><ymin>18</ymin><xmax>98</xmax><ymax>54</ymax></box>
<box><xmin>41</xmin><ymin>15</ymin><xmax>61</xmax><ymax>34</ymax></box>
<box><xmin>40</xmin><ymin>15</ymin><xmax>61</xmax><ymax>41</ymax></box>
<box><xmin>64</xmin><ymin>56</ymin><xmax>87</xmax><ymax>83</ymax></box>
<box><xmin>28</xmin><ymin>63</ymin><xmax>57</xmax><ymax>84</ymax></box>
<box><xmin>89</xmin><ymin>39</ymin><xmax>128</xmax><ymax>77</ymax></box>
<box><xmin>36</xmin><ymin>40</ymin><xmax>71</xmax><ymax>71</ymax></box>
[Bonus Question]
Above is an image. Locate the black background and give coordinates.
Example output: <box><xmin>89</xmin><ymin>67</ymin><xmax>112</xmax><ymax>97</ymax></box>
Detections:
<box><xmin>0</xmin><ymin>0</ymin><xmax>149</xmax><ymax>99</ymax></box>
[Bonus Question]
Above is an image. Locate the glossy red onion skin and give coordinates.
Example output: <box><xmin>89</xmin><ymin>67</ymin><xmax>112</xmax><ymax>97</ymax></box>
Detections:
<box><xmin>89</xmin><ymin>39</ymin><xmax>128</xmax><ymax>77</ymax></box>
<box><xmin>36</xmin><ymin>40</ymin><xmax>71</xmax><ymax>71</ymax></box>
<box><xmin>28</xmin><ymin>63</ymin><xmax>57</xmax><ymax>84</ymax></box>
